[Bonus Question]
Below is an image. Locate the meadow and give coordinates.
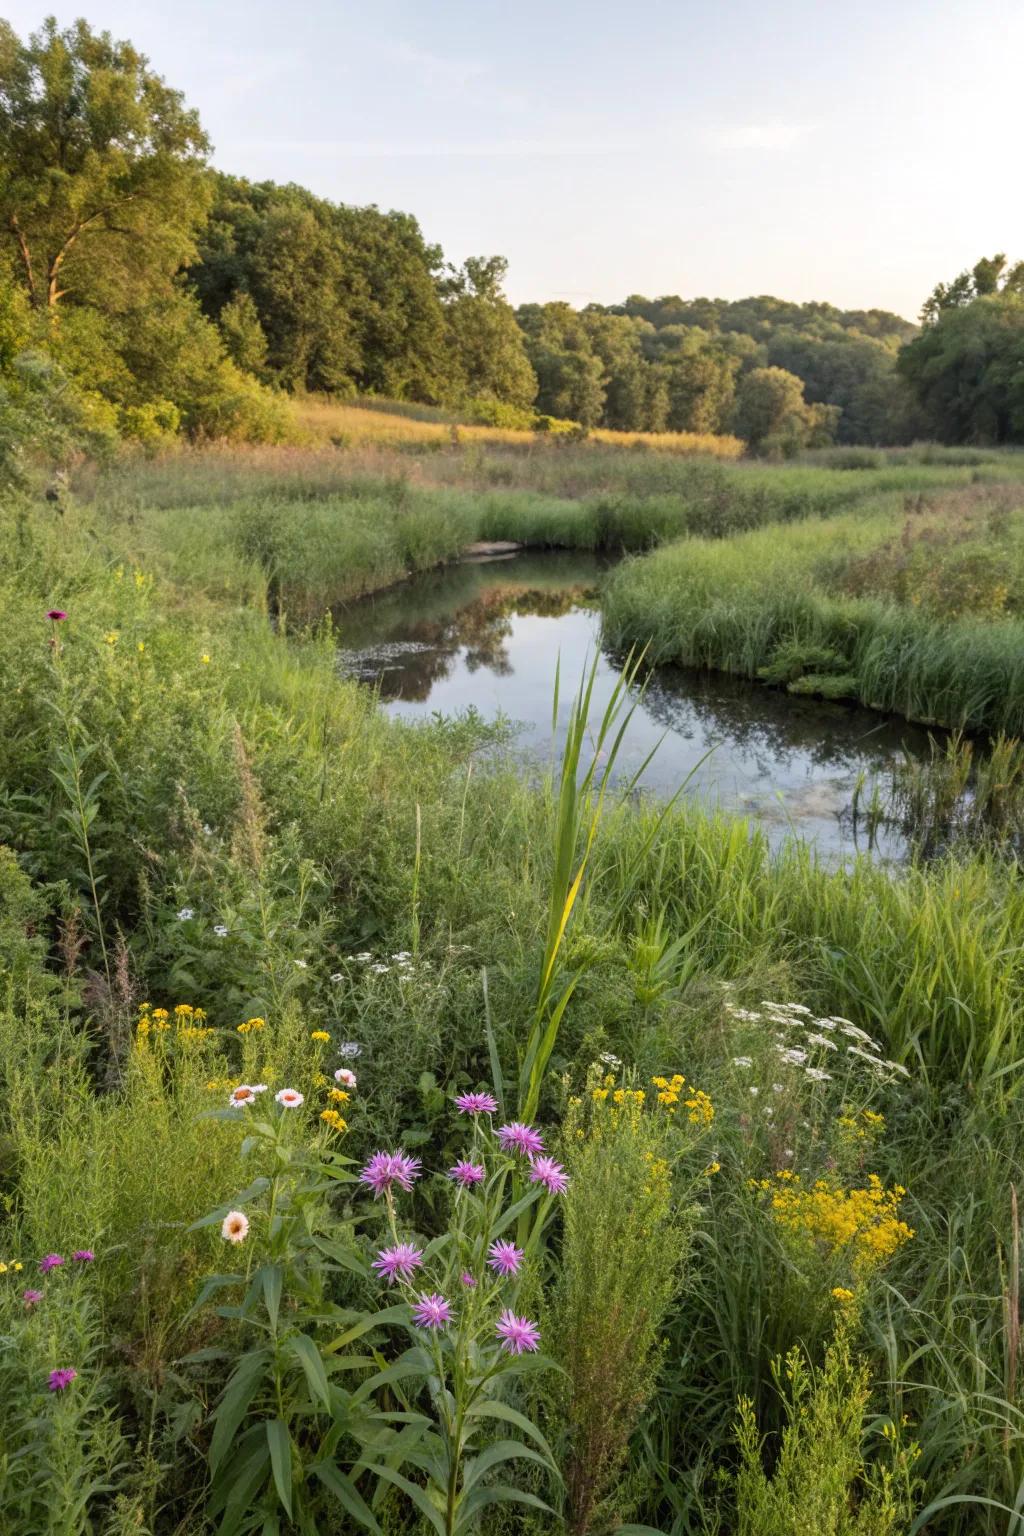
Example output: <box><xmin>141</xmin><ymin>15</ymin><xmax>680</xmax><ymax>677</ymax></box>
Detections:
<box><xmin>2</xmin><ymin>427</ymin><xmax>1024</xmax><ymax>1535</ymax></box>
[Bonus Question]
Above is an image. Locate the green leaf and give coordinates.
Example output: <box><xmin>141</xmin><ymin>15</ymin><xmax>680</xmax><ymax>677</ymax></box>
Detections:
<box><xmin>464</xmin><ymin>1399</ymin><xmax>557</xmax><ymax>1465</ymax></box>
<box><xmin>312</xmin><ymin>1462</ymin><xmax>381</xmax><ymax>1533</ymax></box>
<box><xmin>285</xmin><ymin>1333</ymin><xmax>331</xmax><ymax>1412</ymax></box>
<box><xmin>260</xmin><ymin>1265</ymin><xmax>283</xmax><ymax>1332</ymax></box>
<box><xmin>325</xmin><ymin>1303</ymin><xmax>411</xmax><ymax>1352</ymax></box>
<box><xmin>210</xmin><ymin>1350</ymin><xmax>272</xmax><ymax>1474</ymax></box>
<box><xmin>457</xmin><ymin>1484</ymin><xmax>554</xmax><ymax>1527</ymax></box>
<box><xmin>460</xmin><ymin>1439</ymin><xmax>554</xmax><ymax>1495</ymax></box>
<box><xmin>364</xmin><ymin>1464</ymin><xmax>446</xmax><ymax>1536</ymax></box>
<box><xmin>266</xmin><ymin>1420</ymin><xmax>293</xmax><ymax>1519</ymax></box>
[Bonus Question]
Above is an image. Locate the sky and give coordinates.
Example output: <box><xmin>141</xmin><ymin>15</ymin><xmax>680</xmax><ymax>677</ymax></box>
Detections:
<box><xmin>4</xmin><ymin>0</ymin><xmax>1023</xmax><ymax>320</ymax></box>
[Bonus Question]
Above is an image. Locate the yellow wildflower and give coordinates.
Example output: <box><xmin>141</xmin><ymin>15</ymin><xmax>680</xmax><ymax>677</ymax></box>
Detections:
<box><xmin>831</xmin><ymin>1286</ymin><xmax>855</xmax><ymax>1304</ymax></box>
<box><xmin>310</xmin><ymin>1030</ymin><xmax>330</xmax><ymax>1043</ymax></box>
<box><xmin>329</xmin><ymin>1088</ymin><xmax>350</xmax><ymax>1103</ymax></box>
<box><xmin>320</xmin><ymin>1109</ymin><xmax>347</xmax><ymax>1132</ymax></box>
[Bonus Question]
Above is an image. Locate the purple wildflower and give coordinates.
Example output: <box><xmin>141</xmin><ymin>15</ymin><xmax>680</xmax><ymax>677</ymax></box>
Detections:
<box><xmin>487</xmin><ymin>1239</ymin><xmax>524</xmax><ymax>1277</ymax></box>
<box><xmin>496</xmin><ymin>1310</ymin><xmax>540</xmax><ymax>1355</ymax></box>
<box><xmin>71</xmin><ymin>1250</ymin><xmax>95</xmax><ymax>1263</ymax></box>
<box><xmin>411</xmin><ymin>1292</ymin><xmax>452</xmax><ymax>1329</ymax></box>
<box><xmin>48</xmin><ymin>1368</ymin><xmax>77</xmax><ymax>1392</ymax></box>
<box><xmin>528</xmin><ymin>1155</ymin><xmax>569</xmax><ymax>1195</ymax></box>
<box><xmin>460</xmin><ymin>1271</ymin><xmax>477</xmax><ymax>1288</ymax></box>
<box><xmin>46</xmin><ymin>610</ymin><xmax>67</xmax><ymax>622</ymax></box>
<box><xmin>448</xmin><ymin>1160</ymin><xmax>486</xmax><ymax>1188</ymax></box>
<box><xmin>497</xmin><ymin>1122</ymin><xmax>545</xmax><ymax>1158</ymax></box>
<box><xmin>454</xmin><ymin>1091</ymin><xmax>499</xmax><ymax>1116</ymax></box>
<box><xmin>371</xmin><ymin>1243</ymin><xmax>424</xmax><ymax>1285</ymax></box>
<box><xmin>39</xmin><ymin>1254</ymin><xmax>64</xmax><ymax>1275</ymax></box>
<box><xmin>359</xmin><ymin>1151</ymin><xmax>423</xmax><ymax>1198</ymax></box>
<box><xmin>23</xmin><ymin>1289</ymin><xmax>43</xmax><ymax>1307</ymax></box>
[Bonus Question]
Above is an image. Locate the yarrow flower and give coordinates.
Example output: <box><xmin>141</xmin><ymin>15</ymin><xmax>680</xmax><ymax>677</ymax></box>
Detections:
<box><xmin>497</xmin><ymin>1122</ymin><xmax>545</xmax><ymax>1157</ymax></box>
<box><xmin>528</xmin><ymin>1155</ymin><xmax>568</xmax><ymax>1195</ymax></box>
<box><xmin>487</xmin><ymin>1239</ymin><xmax>524</xmax><ymax>1277</ymax></box>
<box><xmin>455</xmin><ymin>1091</ymin><xmax>499</xmax><ymax>1116</ymax></box>
<box><xmin>372</xmin><ymin>1243</ymin><xmax>424</xmax><ymax>1284</ymax></box>
<box><xmin>221</xmin><ymin>1211</ymin><xmax>249</xmax><ymax>1244</ymax></box>
<box><xmin>496</xmin><ymin>1310</ymin><xmax>540</xmax><ymax>1355</ymax></box>
<box><xmin>39</xmin><ymin>1254</ymin><xmax>63</xmax><ymax>1275</ymax></box>
<box><xmin>23</xmin><ymin>1289</ymin><xmax>43</xmax><ymax>1307</ymax></box>
<box><xmin>338</xmin><ymin>1042</ymin><xmax>362</xmax><ymax>1059</ymax></box>
<box><xmin>275</xmin><ymin>1088</ymin><xmax>304</xmax><ymax>1108</ymax></box>
<box><xmin>359</xmin><ymin>1151</ymin><xmax>422</xmax><ymax>1198</ymax></box>
<box><xmin>71</xmin><ymin>1250</ymin><xmax>95</xmax><ymax>1263</ymax></box>
<box><xmin>449</xmin><ymin>1160</ymin><xmax>486</xmax><ymax>1188</ymax></box>
<box><xmin>176</xmin><ymin>908</ymin><xmax>194</xmax><ymax>921</ymax></box>
<box><xmin>49</xmin><ymin>1368</ymin><xmax>77</xmax><ymax>1392</ymax></box>
<box><xmin>411</xmin><ymin>1293</ymin><xmax>452</xmax><ymax>1330</ymax></box>
<box><xmin>334</xmin><ymin>1068</ymin><xmax>357</xmax><ymax>1088</ymax></box>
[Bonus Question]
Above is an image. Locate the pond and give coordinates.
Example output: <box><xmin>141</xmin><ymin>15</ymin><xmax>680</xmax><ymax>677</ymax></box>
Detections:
<box><xmin>334</xmin><ymin>548</ymin><xmax>938</xmax><ymax>858</ymax></box>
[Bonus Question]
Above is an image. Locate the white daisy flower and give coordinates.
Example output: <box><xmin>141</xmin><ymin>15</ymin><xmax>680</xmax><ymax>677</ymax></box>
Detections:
<box><xmin>221</xmin><ymin>1210</ymin><xmax>249</xmax><ymax>1243</ymax></box>
<box><xmin>275</xmin><ymin>1088</ymin><xmax>304</xmax><ymax>1108</ymax></box>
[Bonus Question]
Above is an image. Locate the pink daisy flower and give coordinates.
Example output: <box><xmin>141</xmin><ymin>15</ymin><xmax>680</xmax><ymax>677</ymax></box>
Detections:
<box><xmin>372</xmin><ymin>1243</ymin><xmax>424</xmax><ymax>1285</ymax></box>
<box><xmin>487</xmin><ymin>1239</ymin><xmax>524</xmax><ymax>1277</ymax></box>
<box><xmin>528</xmin><ymin>1155</ymin><xmax>569</xmax><ymax>1195</ymax></box>
<box><xmin>221</xmin><ymin>1211</ymin><xmax>249</xmax><ymax>1244</ymax></box>
<box><xmin>359</xmin><ymin>1150</ymin><xmax>422</xmax><ymax>1198</ymax></box>
<box><xmin>275</xmin><ymin>1088</ymin><xmax>304</xmax><ymax>1108</ymax></box>
<box><xmin>39</xmin><ymin>1254</ymin><xmax>63</xmax><ymax>1275</ymax></box>
<box><xmin>497</xmin><ymin>1122</ymin><xmax>545</xmax><ymax>1158</ymax></box>
<box><xmin>411</xmin><ymin>1293</ymin><xmax>452</xmax><ymax>1329</ymax></box>
<box><xmin>454</xmin><ymin>1091</ymin><xmax>499</xmax><ymax>1115</ymax></box>
<box><xmin>496</xmin><ymin>1310</ymin><xmax>540</xmax><ymax>1355</ymax></box>
<box><xmin>448</xmin><ymin>1160</ymin><xmax>486</xmax><ymax>1188</ymax></box>
<box><xmin>334</xmin><ymin>1068</ymin><xmax>357</xmax><ymax>1088</ymax></box>
<box><xmin>48</xmin><ymin>1368</ymin><xmax>77</xmax><ymax>1392</ymax></box>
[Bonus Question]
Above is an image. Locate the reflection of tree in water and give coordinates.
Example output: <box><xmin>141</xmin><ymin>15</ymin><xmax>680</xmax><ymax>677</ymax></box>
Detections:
<box><xmin>624</xmin><ymin>654</ymin><xmax>935</xmax><ymax>778</ymax></box>
<box><xmin>351</xmin><ymin>582</ymin><xmax>596</xmax><ymax>702</ymax></box>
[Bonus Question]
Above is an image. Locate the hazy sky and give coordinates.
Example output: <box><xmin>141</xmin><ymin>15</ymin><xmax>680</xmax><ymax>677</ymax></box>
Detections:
<box><xmin>5</xmin><ymin>0</ymin><xmax>1023</xmax><ymax>319</ymax></box>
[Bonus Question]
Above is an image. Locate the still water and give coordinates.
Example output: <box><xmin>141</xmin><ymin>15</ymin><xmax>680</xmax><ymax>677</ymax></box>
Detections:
<box><xmin>335</xmin><ymin>550</ymin><xmax>936</xmax><ymax>858</ymax></box>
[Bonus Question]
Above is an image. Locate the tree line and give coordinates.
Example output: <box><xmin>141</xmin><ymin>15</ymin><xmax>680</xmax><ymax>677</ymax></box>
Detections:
<box><xmin>2</xmin><ymin>16</ymin><xmax>1022</xmax><ymax>466</ymax></box>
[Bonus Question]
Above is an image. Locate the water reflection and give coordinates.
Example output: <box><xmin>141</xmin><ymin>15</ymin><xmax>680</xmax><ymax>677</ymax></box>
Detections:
<box><xmin>334</xmin><ymin>551</ymin><xmax>934</xmax><ymax>858</ymax></box>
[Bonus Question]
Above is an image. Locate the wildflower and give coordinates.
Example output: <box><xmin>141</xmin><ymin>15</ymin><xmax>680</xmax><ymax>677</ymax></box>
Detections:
<box><xmin>832</xmin><ymin>1286</ymin><xmax>855</xmax><ymax>1304</ymax></box>
<box><xmin>320</xmin><ymin>1109</ymin><xmax>347</xmax><ymax>1131</ymax></box>
<box><xmin>732</xmin><ymin>1056</ymin><xmax>753</xmax><ymax>1068</ymax></box>
<box><xmin>455</xmin><ymin>1091</ymin><xmax>499</xmax><ymax>1116</ymax></box>
<box><xmin>46</xmin><ymin>609</ymin><xmax>67</xmax><ymax>622</ymax></box>
<box><xmin>338</xmin><ymin>1042</ymin><xmax>362</xmax><ymax>1058</ymax></box>
<box><xmin>778</xmin><ymin>1046</ymin><xmax>808</xmax><ymax>1065</ymax></box>
<box><xmin>371</xmin><ymin>962</ymin><xmax>390</xmax><ymax>974</ymax></box>
<box><xmin>137</xmin><ymin>641</ymin><xmax>145</xmax><ymax>653</ymax></box>
<box><xmin>250</xmin><ymin>1084</ymin><xmax>268</xmax><ymax>1094</ymax></box>
<box><xmin>447</xmin><ymin>1158</ymin><xmax>486</xmax><ymax>1189</ymax></box>
<box><xmin>353</xmin><ymin>953</ymin><xmax>372</xmax><ymax>963</ymax></box>
<box><xmin>805</xmin><ymin>1067</ymin><xmax>833</xmax><ymax>1083</ymax></box>
<box><xmin>488</xmin><ymin>1239</ymin><xmax>524</xmax><ymax>1277</ymax></box>
<box><xmin>176</xmin><ymin>908</ymin><xmax>194</xmax><ymax>922</ymax></box>
<box><xmin>12</xmin><ymin>1262</ymin><xmax>21</xmax><ymax>1272</ymax></box>
<box><xmin>310</xmin><ymin>1030</ymin><xmax>330</xmax><ymax>1043</ymax></box>
<box><xmin>237</xmin><ymin>1016</ymin><xmax>266</xmax><ymax>1034</ymax></box>
<box><xmin>840</xmin><ymin>1024</ymin><xmax>878</xmax><ymax>1047</ymax></box>
<box><xmin>201</xmin><ymin>654</ymin><xmax>211</xmax><ymax>665</ymax></box>
<box><xmin>39</xmin><ymin>1254</ymin><xmax>63</xmax><ymax>1275</ymax></box>
<box><xmin>23</xmin><ymin>1289</ymin><xmax>43</xmax><ymax>1307</ymax></box>
<box><xmin>806</xmin><ymin>1033</ymin><xmax>838</xmax><ymax>1051</ymax></box>
<box><xmin>412</xmin><ymin>1293</ymin><xmax>452</xmax><ymax>1329</ymax></box>
<box><xmin>221</xmin><ymin>1211</ymin><xmax>249</xmax><ymax>1244</ymax></box>
<box><xmin>598</xmin><ymin>1052</ymin><xmax>622</xmax><ymax>1067</ymax></box>
<box><xmin>359</xmin><ymin>1151</ymin><xmax>422</xmax><ymax>1198</ymax></box>
<box><xmin>295</xmin><ymin>959</ymin><xmax>308</xmax><ymax>969</ymax></box>
<box><xmin>528</xmin><ymin>1155</ymin><xmax>568</xmax><ymax>1195</ymax></box>
<box><xmin>104</xmin><ymin>631</ymin><xmax>119</xmax><ymax>645</ymax></box>
<box><xmin>704</xmin><ymin>1161</ymin><xmax>722</xmax><ymax>1176</ymax></box>
<box><xmin>335</xmin><ymin>1068</ymin><xmax>357</xmax><ymax>1088</ymax></box>
<box><xmin>372</xmin><ymin>1243</ymin><xmax>424</xmax><ymax>1284</ymax></box>
<box><xmin>71</xmin><ymin>1250</ymin><xmax>95</xmax><ymax>1263</ymax></box>
<box><xmin>329</xmin><ymin>1088</ymin><xmax>350</xmax><ymax>1103</ymax></box>
<box><xmin>392</xmin><ymin>951</ymin><xmax>412</xmax><ymax>962</ymax></box>
<box><xmin>48</xmin><ymin>1369</ymin><xmax>77</xmax><ymax>1392</ymax></box>
<box><xmin>213</xmin><ymin>924</ymin><xmax>229</xmax><ymax>938</ymax></box>
<box><xmin>460</xmin><ymin>1272</ymin><xmax>477</xmax><ymax>1288</ymax></box>
<box><xmin>330</xmin><ymin>972</ymin><xmax>344</xmax><ymax>982</ymax></box>
<box><xmin>229</xmin><ymin>1085</ymin><xmax>256</xmax><ymax>1108</ymax></box>
<box><xmin>275</xmin><ymin>1088</ymin><xmax>304</xmax><ymax>1109</ymax></box>
<box><xmin>497</xmin><ymin>1122</ymin><xmax>545</xmax><ymax>1157</ymax></box>
<box><xmin>496</xmin><ymin>1310</ymin><xmax>540</xmax><ymax>1355</ymax></box>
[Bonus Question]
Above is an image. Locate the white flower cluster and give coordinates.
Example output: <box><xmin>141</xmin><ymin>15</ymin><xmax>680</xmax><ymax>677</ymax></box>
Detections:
<box><xmin>725</xmin><ymin>999</ymin><xmax>911</xmax><ymax>1087</ymax></box>
<box><xmin>336</xmin><ymin>950</ymin><xmax>426</xmax><ymax>980</ymax></box>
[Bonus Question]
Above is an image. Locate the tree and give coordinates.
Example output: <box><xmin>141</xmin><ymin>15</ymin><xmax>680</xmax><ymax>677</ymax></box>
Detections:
<box><xmin>442</xmin><ymin>256</ymin><xmax>537</xmax><ymax>407</ymax></box>
<box><xmin>732</xmin><ymin>366</ymin><xmax>839</xmax><ymax>454</ymax></box>
<box><xmin>898</xmin><ymin>291</ymin><xmax>1024</xmax><ymax>444</ymax></box>
<box><xmin>920</xmin><ymin>253</ymin><xmax>1024</xmax><ymax>324</ymax></box>
<box><xmin>0</xmin><ymin>18</ymin><xmax>209</xmax><ymax>314</ymax></box>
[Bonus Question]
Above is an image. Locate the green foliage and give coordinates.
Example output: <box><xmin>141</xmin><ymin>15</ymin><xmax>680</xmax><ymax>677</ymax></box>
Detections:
<box><xmin>735</xmin><ymin>1323</ymin><xmax>918</xmax><ymax>1535</ymax></box>
<box><xmin>732</xmin><ymin>365</ymin><xmax>840</xmax><ymax>455</ymax></box>
<box><xmin>899</xmin><ymin>289</ymin><xmax>1024</xmax><ymax>444</ymax></box>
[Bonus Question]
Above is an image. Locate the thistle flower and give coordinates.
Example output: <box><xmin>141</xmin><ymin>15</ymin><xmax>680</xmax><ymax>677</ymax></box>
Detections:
<box><xmin>528</xmin><ymin>1155</ymin><xmax>568</xmax><ymax>1195</ymax></box>
<box><xmin>411</xmin><ymin>1293</ymin><xmax>452</xmax><ymax>1329</ymax></box>
<box><xmin>372</xmin><ymin>1243</ymin><xmax>424</xmax><ymax>1284</ymax></box>
<box><xmin>460</xmin><ymin>1271</ymin><xmax>477</xmax><ymax>1288</ymax></box>
<box><xmin>495</xmin><ymin>1310</ymin><xmax>540</xmax><ymax>1355</ymax></box>
<box><xmin>221</xmin><ymin>1211</ymin><xmax>249</xmax><ymax>1243</ymax></box>
<box><xmin>48</xmin><ymin>1368</ymin><xmax>77</xmax><ymax>1392</ymax></box>
<box><xmin>334</xmin><ymin>1068</ymin><xmax>357</xmax><ymax>1088</ymax></box>
<box><xmin>497</xmin><ymin>1122</ymin><xmax>545</xmax><ymax>1157</ymax></box>
<box><xmin>23</xmin><ymin>1289</ymin><xmax>43</xmax><ymax>1307</ymax></box>
<box><xmin>449</xmin><ymin>1160</ymin><xmax>486</xmax><ymax>1187</ymax></box>
<box><xmin>454</xmin><ymin>1091</ymin><xmax>499</xmax><ymax>1115</ymax></box>
<box><xmin>359</xmin><ymin>1151</ymin><xmax>422</xmax><ymax>1198</ymax></box>
<box><xmin>71</xmin><ymin>1250</ymin><xmax>95</xmax><ymax>1263</ymax></box>
<box><xmin>487</xmin><ymin>1239</ymin><xmax>524</xmax><ymax>1277</ymax></box>
<box><xmin>275</xmin><ymin>1088</ymin><xmax>304</xmax><ymax>1108</ymax></box>
<box><xmin>39</xmin><ymin>1254</ymin><xmax>63</xmax><ymax>1275</ymax></box>
<box><xmin>46</xmin><ymin>609</ymin><xmax>67</xmax><ymax>621</ymax></box>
